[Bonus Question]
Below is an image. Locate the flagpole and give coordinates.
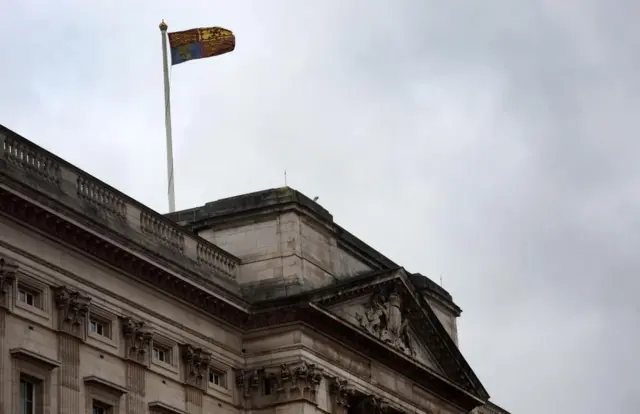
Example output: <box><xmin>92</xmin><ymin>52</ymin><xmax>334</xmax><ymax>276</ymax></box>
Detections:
<box><xmin>159</xmin><ymin>20</ymin><xmax>176</xmax><ymax>213</ymax></box>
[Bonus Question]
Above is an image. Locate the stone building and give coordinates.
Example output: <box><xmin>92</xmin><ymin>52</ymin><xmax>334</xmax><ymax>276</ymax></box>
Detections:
<box><xmin>0</xmin><ymin>123</ymin><xmax>510</xmax><ymax>414</ymax></box>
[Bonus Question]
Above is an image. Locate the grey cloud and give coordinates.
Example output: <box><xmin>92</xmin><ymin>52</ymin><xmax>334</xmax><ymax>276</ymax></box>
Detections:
<box><xmin>1</xmin><ymin>1</ymin><xmax>638</xmax><ymax>412</ymax></box>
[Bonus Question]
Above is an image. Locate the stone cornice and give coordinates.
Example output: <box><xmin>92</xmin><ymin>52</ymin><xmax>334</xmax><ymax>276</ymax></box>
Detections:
<box><xmin>0</xmin><ymin>187</ymin><xmax>250</xmax><ymax>329</ymax></box>
<box><xmin>169</xmin><ymin>187</ymin><xmax>460</xmax><ymax>311</ymax></box>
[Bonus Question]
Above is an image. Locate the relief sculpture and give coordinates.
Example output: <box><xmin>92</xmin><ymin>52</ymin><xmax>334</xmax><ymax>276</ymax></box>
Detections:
<box><xmin>355</xmin><ymin>285</ymin><xmax>415</xmax><ymax>357</ymax></box>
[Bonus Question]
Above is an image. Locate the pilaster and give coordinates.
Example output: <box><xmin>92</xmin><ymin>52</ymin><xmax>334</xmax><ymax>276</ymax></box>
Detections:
<box><xmin>185</xmin><ymin>387</ymin><xmax>203</xmax><ymax>414</ymax></box>
<box><xmin>126</xmin><ymin>362</ymin><xmax>147</xmax><ymax>414</ymax></box>
<box><xmin>0</xmin><ymin>307</ymin><xmax>6</xmax><ymax>414</ymax></box>
<box><xmin>328</xmin><ymin>377</ymin><xmax>354</xmax><ymax>414</ymax></box>
<box><xmin>0</xmin><ymin>257</ymin><xmax>16</xmax><ymax>414</ymax></box>
<box><xmin>181</xmin><ymin>344</ymin><xmax>210</xmax><ymax>414</ymax></box>
<box><xmin>54</xmin><ymin>285</ymin><xmax>90</xmax><ymax>414</ymax></box>
<box><xmin>121</xmin><ymin>316</ymin><xmax>151</xmax><ymax>414</ymax></box>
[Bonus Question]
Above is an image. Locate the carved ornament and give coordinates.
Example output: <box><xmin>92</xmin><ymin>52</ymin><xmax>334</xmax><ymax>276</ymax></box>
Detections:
<box><xmin>267</xmin><ymin>361</ymin><xmax>323</xmax><ymax>402</ymax></box>
<box><xmin>0</xmin><ymin>258</ymin><xmax>17</xmax><ymax>308</ymax></box>
<box><xmin>182</xmin><ymin>345</ymin><xmax>211</xmax><ymax>390</ymax></box>
<box><xmin>234</xmin><ymin>368</ymin><xmax>261</xmax><ymax>397</ymax></box>
<box><xmin>329</xmin><ymin>377</ymin><xmax>355</xmax><ymax>407</ymax></box>
<box><xmin>355</xmin><ymin>284</ymin><xmax>415</xmax><ymax>357</ymax></box>
<box><xmin>122</xmin><ymin>317</ymin><xmax>152</xmax><ymax>365</ymax></box>
<box><xmin>54</xmin><ymin>286</ymin><xmax>91</xmax><ymax>338</ymax></box>
<box><xmin>355</xmin><ymin>394</ymin><xmax>390</xmax><ymax>414</ymax></box>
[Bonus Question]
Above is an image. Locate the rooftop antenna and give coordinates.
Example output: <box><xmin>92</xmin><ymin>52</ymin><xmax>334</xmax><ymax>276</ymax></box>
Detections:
<box><xmin>440</xmin><ymin>274</ymin><xmax>444</xmax><ymax>287</ymax></box>
<box><xmin>284</xmin><ymin>169</ymin><xmax>288</xmax><ymax>187</ymax></box>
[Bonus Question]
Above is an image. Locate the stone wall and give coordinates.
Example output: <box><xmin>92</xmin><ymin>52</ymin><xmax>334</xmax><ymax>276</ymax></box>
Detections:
<box><xmin>198</xmin><ymin>213</ymin><xmax>372</xmax><ymax>301</ymax></box>
<box><xmin>0</xmin><ymin>217</ymin><xmax>242</xmax><ymax>414</ymax></box>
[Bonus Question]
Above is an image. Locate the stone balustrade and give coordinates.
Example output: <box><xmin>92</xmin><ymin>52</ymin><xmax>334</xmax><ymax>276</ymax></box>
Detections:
<box><xmin>0</xmin><ymin>127</ymin><xmax>240</xmax><ymax>284</ymax></box>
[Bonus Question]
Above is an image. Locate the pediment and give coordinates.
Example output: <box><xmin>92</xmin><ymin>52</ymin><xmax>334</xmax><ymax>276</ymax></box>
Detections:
<box><xmin>329</xmin><ymin>297</ymin><xmax>443</xmax><ymax>374</ymax></box>
<box><xmin>312</xmin><ymin>268</ymin><xmax>489</xmax><ymax>401</ymax></box>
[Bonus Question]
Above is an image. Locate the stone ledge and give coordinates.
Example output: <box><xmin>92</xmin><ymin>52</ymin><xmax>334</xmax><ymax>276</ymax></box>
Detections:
<box><xmin>148</xmin><ymin>401</ymin><xmax>188</xmax><ymax>414</ymax></box>
<box><xmin>84</xmin><ymin>376</ymin><xmax>128</xmax><ymax>396</ymax></box>
<box><xmin>10</xmin><ymin>347</ymin><xmax>61</xmax><ymax>370</ymax></box>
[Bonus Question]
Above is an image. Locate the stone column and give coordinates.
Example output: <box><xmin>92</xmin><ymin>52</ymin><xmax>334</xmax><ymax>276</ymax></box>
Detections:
<box><xmin>0</xmin><ymin>258</ymin><xmax>16</xmax><ymax>414</ymax></box>
<box><xmin>181</xmin><ymin>344</ymin><xmax>211</xmax><ymax>414</ymax></box>
<box><xmin>54</xmin><ymin>286</ymin><xmax>91</xmax><ymax>414</ymax></box>
<box><xmin>121</xmin><ymin>317</ymin><xmax>152</xmax><ymax>414</ymax></box>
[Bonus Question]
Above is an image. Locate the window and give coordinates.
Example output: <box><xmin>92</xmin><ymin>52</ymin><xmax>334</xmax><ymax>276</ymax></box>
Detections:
<box><xmin>209</xmin><ymin>368</ymin><xmax>226</xmax><ymax>388</ymax></box>
<box><xmin>12</xmin><ymin>349</ymin><xmax>58</xmax><ymax>414</ymax></box>
<box><xmin>92</xmin><ymin>400</ymin><xmax>112</xmax><ymax>414</ymax></box>
<box><xmin>84</xmin><ymin>376</ymin><xmax>125</xmax><ymax>414</ymax></box>
<box><xmin>20</xmin><ymin>378</ymin><xmax>35</xmax><ymax>414</ymax></box>
<box><xmin>263</xmin><ymin>377</ymin><xmax>272</xmax><ymax>395</ymax></box>
<box><xmin>17</xmin><ymin>285</ymin><xmax>41</xmax><ymax>308</ymax></box>
<box><xmin>152</xmin><ymin>345</ymin><xmax>171</xmax><ymax>364</ymax></box>
<box><xmin>89</xmin><ymin>317</ymin><xmax>111</xmax><ymax>339</ymax></box>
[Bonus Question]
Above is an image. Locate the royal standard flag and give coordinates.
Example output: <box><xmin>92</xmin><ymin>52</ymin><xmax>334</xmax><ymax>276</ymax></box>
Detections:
<box><xmin>168</xmin><ymin>27</ymin><xmax>235</xmax><ymax>66</ymax></box>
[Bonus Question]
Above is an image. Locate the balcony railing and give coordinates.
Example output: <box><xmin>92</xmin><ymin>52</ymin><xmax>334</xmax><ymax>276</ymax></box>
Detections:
<box><xmin>0</xmin><ymin>126</ymin><xmax>239</xmax><ymax>284</ymax></box>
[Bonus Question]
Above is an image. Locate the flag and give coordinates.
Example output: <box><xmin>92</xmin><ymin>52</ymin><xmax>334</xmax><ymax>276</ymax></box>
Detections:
<box><xmin>167</xmin><ymin>27</ymin><xmax>235</xmax><ymax>66</ymax></box>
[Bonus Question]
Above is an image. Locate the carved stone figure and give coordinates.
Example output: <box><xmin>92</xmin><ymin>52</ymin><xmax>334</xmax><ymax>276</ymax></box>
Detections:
<box><xmin>122</xmin><ymin>317</ymin><xmax>152</xmax><ymax>364</ymax></box>
<box><xmin>234</xmin><ymin>368</ymin><xmax>261</xmax><ymax>397</ymax></box>
<box><xmin>0</xmin><ymin>258</ymin><xmax>17</xmax><ymax>308</ymax></box>
<box><xmin>292</xmin><ymin>361</ymin><xmax>321</xmax><ymax>389</ymax></box>
<box><xmin>355</xmin><ymin>285</ymin><xmax>414</xmax><ymax>356</ymax></box>
<box><xmin>182</xmin><ymin>345</ymin><xmax>211</xmax><ymax>390</ymax></box>
<box><xmin>54</xmin><ymin>286</ymin><xmax>91</xmax><ymax>338</ymax></box>
<box><xmin>329</xmin><ymin>377</ymin><xmax>354</xmax><ymax>407</ymax></box>
<box><xmin>278</xmin><ymin>363</ymin><xmax>292</xmax><ymax>390</ymax></box>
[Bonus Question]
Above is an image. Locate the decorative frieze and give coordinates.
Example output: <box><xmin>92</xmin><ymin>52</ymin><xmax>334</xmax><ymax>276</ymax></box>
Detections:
<box><xmin>181</xmin><ymin>344</ymin><xmax>211</xmax><ymax>391</ymax></box>
<box><xmin>53</xmin><ymin>286</ymin><xmax>91</xmax><ymax>339</ymax></box>
<box><xmin>0</xmin><ymin>258</ymin><xmax>17</xmax><ymax>309</ymax></box>
<box><xmin>121</xmin><ymin>317</ymin><xmax>152</xmax><ymax>365</ymax></box>
<box><xmin>267</xmin><ymin>361</ymin><xmax>323</xmax><ymax>402</ymax></box>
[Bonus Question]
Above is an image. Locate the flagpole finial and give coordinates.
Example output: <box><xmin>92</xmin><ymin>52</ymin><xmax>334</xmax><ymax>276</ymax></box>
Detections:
<box><xmin>159</xmin><ymin>20</ymin><xmax>168</xmax><ymax>31</ymax></box>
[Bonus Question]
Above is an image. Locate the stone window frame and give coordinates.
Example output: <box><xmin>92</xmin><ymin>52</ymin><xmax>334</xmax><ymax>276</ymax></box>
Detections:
<box><xmin>13</xmin><ymin>271</ymin><xmax>50</xmax><ymax>321</ymax></box>
<box><xmin>150</xmin><ymin>334</ymin><xmax>178</xmax><ymax>373</ymax></box>
<box><xmin>207</xmin><ymin>359</ymin><xmax>231</xmax><ymax>394</ymax></box>
<box><xmin>207</xmin><ymin>366</ymin><xmax>227</xmax><ymax>388</ymax></box>
<box><xmin>84</xmin><ymin>375</ymin><xmax>127</xmax><ymax>414</ymax></box>
<box><xmin>87</xmin><ymin>305</ymin><xmax>119</xmax><ymax>349</ymax></box>
<box><xmin>10</xmin><ymin>348</ymin><xmax>61</xmax><ymax>414</ymax></box>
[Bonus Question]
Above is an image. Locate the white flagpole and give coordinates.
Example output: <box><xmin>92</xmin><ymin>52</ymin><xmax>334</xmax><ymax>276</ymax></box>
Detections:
<box><xmin>159</xmin><ymin>20</ymin><xmax>176</xmax><ymax>213</ymax></box>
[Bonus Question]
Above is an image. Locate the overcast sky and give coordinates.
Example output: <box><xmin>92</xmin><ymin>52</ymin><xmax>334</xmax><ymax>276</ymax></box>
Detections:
<box><xmin>1</xmin><ymin>1</ymin><xmax>638</xmax><ymax>413</ymax></box>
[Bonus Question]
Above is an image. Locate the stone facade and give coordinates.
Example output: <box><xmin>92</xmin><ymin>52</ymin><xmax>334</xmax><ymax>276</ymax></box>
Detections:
<box><xmin>0</xmin><ymin>124</ymin><xmax>510</xmax><ymax>413</ymax></box>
